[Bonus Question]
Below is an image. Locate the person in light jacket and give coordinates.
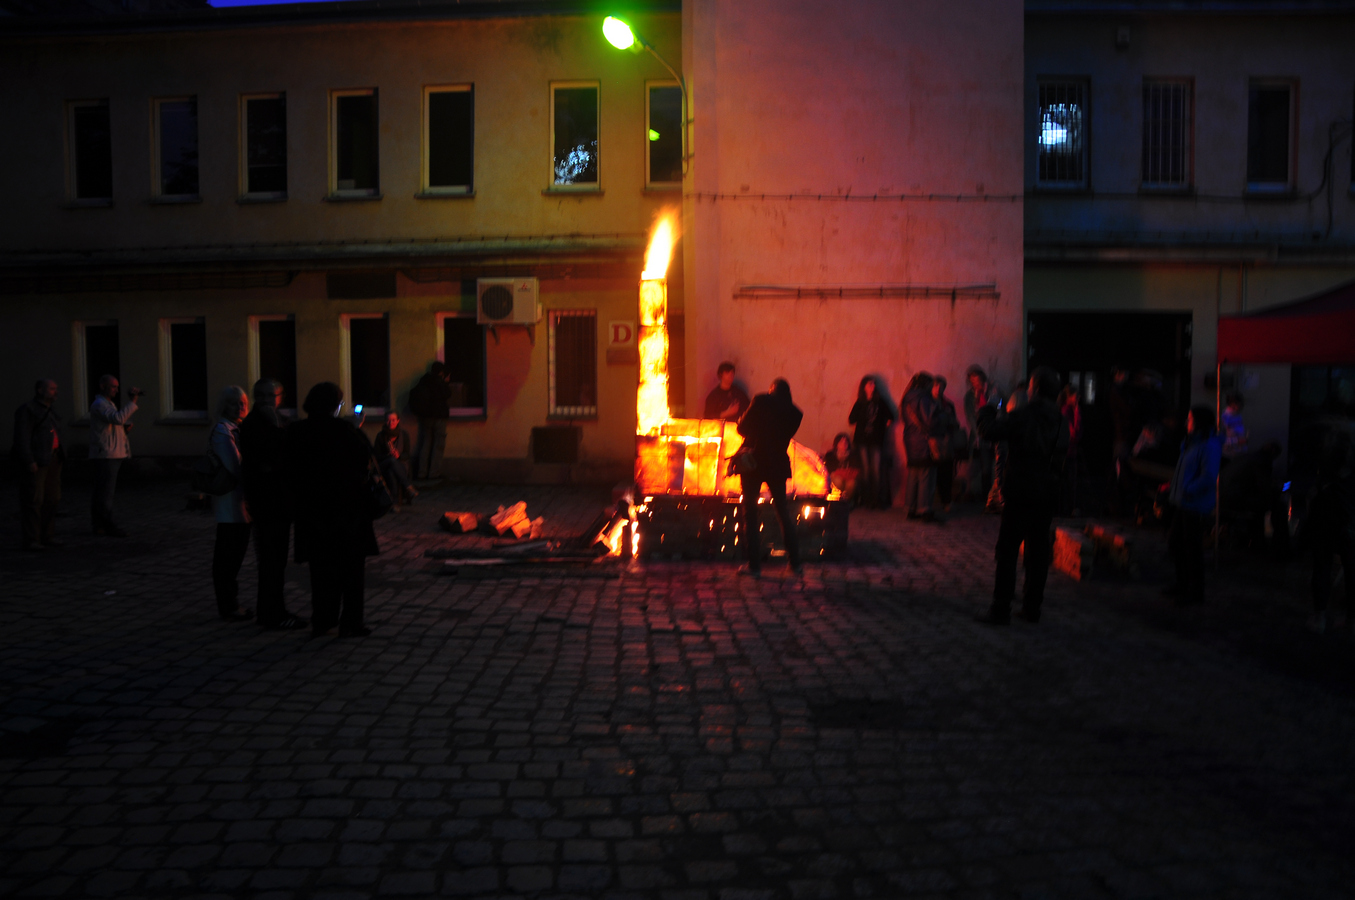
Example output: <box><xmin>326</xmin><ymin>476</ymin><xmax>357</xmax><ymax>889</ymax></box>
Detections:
<box><xmin>1164</xmin><ymin>407</ymin><xmax>1223</xmax><ymax>607</ymax></box>
<box><xmin>212</xmin><ymin>386</ymin><xmax>254</xmax><ymax>622</ymax></box>
<box><xmin>88</xmin><ymin>374</ymin><xmax>141</xmax><ymax>537</ymax></box>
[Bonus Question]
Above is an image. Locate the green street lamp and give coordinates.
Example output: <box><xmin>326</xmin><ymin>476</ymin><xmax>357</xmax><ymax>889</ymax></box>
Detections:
<box><xmin>603</xmin><ymin>15</ymin><xmax>688</xmax><ymax>171</ymax></box>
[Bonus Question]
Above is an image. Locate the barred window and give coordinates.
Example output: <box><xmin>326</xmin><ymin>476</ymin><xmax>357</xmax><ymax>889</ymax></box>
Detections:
<box><xmin>549</xmin><ymin>310</ymin><xmax>597</xmax><ymax>417</ymax></box>
<box><xmin>1142</xmin><ymin>80</ymin><xmax>1191</xmax><ymax>188</ymax></box>
<box><xmin>1037</xmin><ymin>80</ymin><xmax>1087</xmax><ymax>188</ymax></box>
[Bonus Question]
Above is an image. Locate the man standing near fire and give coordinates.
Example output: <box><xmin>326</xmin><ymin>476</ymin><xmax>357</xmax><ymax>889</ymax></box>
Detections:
<box><xmin>735</xmin><ymin>378</ymin><xmax>804</xmax><ymax>578</ymax></box>
<box><xmin>704</xmin><ymin>361</ymin><xmax>750</xmax><ymax>420</ymax></box>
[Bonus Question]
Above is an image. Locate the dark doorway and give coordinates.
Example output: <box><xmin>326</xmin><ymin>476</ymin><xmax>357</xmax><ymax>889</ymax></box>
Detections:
<box><xmin>1027</xmin><ymin>311</ymin><xmax>1193</xmax><ymax>513</ymax></box>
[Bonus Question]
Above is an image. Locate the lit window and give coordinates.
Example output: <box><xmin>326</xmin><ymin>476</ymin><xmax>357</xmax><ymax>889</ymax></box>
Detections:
<box><xmin>1142</xmin><ymin>80</ymin><xmax>1192</xmax><ymax>189</ymax></box>
<box><xmin>159</xmin><ymin>318</ymin><xmax>209</xmax><ymax>417</ymax></box>
<box><xmin>242</xmin><ymin>93</ymin><xmax>287</xmax><ymax>198</ymax></box>
<box><xmin>424</xmin><ymin>85</ymin><xmax>474</xmax><ymax>194</ymax></box>
<box><xmin>67</xmin><ymin>100</ymin><xmax>112</xmax><ymax>202</ymax></box>
<box><xmin>331</xmin><ymin>89</ymin><xmax>379</xmax><ymax>197</ymax></box>
<box><xmin>1037</xmin><ymin>80</ymin><xmax>1087</xmax><ymax>188</ymax></box>
<box><xmin>153</xmin><ymin>97</ymin><xmax>199</xmax><ymax>198</ymax></box>
<box><xmin>549</xmin><ymin>310</ymin><xmax>598</xmax><ymax>416</ymax></box>
<box><xmin>551</xmin><ymin>82</ymin><xmax>599</xmax><ymax>188</ymax></box>
<box><xmin>647</xmin><ymin>83</ymin><xmax>682</xmax><ymax>187</ymax></box>
<box><xmin>1247</xmin><ymin>81</ymin><xmax>1295</xmax><ymax>191</ymax></box>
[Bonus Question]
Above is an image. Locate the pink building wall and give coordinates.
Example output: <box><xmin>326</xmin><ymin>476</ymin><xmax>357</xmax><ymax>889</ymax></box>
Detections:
<box><xmin>682</xmin><ymin>0</ymin><xmax>1025</xmax><ymax>453</ymax></box>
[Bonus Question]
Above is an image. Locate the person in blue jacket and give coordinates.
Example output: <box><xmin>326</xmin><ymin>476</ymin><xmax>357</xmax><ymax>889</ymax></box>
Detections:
<box><xmin>1164</xmin><ymin>406</ymin><xmax>1223</xmax><ymax>606</ymax></box>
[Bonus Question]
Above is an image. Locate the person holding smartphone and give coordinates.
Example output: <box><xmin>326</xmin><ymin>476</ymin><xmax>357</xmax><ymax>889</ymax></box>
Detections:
<box><xmin>88</xmin><ymin>374</ymin><xmax>141</xmax><ymax>537</ymax></box>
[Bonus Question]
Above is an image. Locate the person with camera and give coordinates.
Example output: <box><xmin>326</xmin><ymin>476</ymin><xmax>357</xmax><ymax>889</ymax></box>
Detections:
<box><xmin>734</xmin><ymin>378</ymin><xmax>804</xmax><ymax>578</ymax></box>
<box><xmin>88</xmin><ymin>374</ymin><xmax>141</xmax><ymax>537</ymax></box>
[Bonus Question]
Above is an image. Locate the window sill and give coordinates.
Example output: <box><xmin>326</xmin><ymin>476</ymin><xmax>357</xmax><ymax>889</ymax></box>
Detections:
<box><xmin>542</xmin><ymin>187</ymin><xmax>603</xmax><ymax>196</ymax></box>
<box><xmin>1032</xmin><ymin>184</ymin><xmax>1090</xmax><ymax>194</ymax></box>
<box><xmin>155</xmin><ymin>414</ymin><xmax>209</xmax><ymax>425</ymax></box>
<box><xmin>416</xmin><ymin>189</ymin><xmax>475</xmax><ymax>199</ymax></box>
<box><xmin>644</xmin><ymin>184</ymin><xmax>682</xmax><ymax>193</ymax></box>
<box><xmin>150</xmin><ymin>195</ymin><xmax>203</xmax><ymax>205</ymax></box>
<box><xmin>238</xmin><ymin>193</ymin><xmax>288</xmax><ymax>204</ymax></box>
<box><xmin>547</xmin><ymin>413</ymin><xmax>598</xmax><ymax>421</ymax></box>
<box><xmin>325</xmin><ymin>192</ymin><xmax>382</xmax><ymax>202</ymax></box>
<box><xmin>1244</xmin><ymin>185</ymin><xmax>1296</xmax><ymax>200</ymax></box>
<box><xmin>63</xmin><ymin>198</ymin><xmax>114</xmax><ymax>209</ymax></box>
<box><xmin>1139</xmin><ymin>185</ymin><xmax>1194</xmax><ymax>197</ymax></box>
<box><xmin>448</xmin><ymin>409</ymin><xmax>488</xmax><ymax>422</ymax></box>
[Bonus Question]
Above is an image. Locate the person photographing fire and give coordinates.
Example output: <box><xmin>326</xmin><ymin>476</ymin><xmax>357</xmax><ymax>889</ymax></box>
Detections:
<box><xmin>734</xmin><ymin>378</ymin><xmax>804</xmax><ymax>578</ymax></box>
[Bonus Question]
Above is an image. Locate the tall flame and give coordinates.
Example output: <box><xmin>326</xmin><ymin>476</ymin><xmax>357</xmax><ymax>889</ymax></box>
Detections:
<box><xmin>636</xmin><ymin>214</ymin><xmax>679</xmax><ymax>436</ymax></box>
<box><xmin>641</xmin><ymin>215</ymin><xmax>676</xmax><ymax>280</ymax></box>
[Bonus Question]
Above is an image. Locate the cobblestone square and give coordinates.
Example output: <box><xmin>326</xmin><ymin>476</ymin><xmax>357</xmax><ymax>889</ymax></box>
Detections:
<box><xmin>2</xmin><ymin>477</ymin><xmax>1353</xmax><ymax>899</ymax></box>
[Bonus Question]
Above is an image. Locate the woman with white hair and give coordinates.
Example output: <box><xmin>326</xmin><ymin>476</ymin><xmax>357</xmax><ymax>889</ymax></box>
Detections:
<box><xmin>212</xmin><ymin>385</ymin><xmax>253</xmax><ymax>622</ymax></box>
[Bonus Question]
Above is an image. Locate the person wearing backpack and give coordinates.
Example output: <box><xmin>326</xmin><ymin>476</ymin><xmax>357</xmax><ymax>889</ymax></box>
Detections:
<box><xmin>211</xmin><ymin>386</ymin><xmax>254</xmax><ymax>622</ymax></box>
<box><xmin>974</xmin><ymin>367</ymin><xmax>1069</xmax><ymax>625</ymax></box>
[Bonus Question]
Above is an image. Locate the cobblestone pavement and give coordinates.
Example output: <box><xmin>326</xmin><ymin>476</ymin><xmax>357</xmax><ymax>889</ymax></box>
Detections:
<box><xmin>2</xmin><ymin>476</ymin><xmax>1354</xmax><ymax>899</ymax></box>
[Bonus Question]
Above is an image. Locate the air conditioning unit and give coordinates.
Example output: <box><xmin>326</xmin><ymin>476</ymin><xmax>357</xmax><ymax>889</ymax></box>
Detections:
<box><xmin>476</xmin><ymin>277</ymin><xmax>540</xmax><ymax>325</ymax></box>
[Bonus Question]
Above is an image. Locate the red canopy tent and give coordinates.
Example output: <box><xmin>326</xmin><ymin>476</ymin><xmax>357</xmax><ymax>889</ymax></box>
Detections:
<box><xmin>1217</xmin><ymin>278</ymin><xmax>1355</xmax><ymax>365</ymax></box>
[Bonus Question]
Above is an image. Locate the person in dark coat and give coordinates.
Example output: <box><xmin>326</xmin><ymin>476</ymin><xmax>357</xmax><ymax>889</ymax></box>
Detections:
<box><xmin>735</xmin><ymin>378</ymin><xmax>804</xmax><ymax>577</ymax></box>
<box><xmin>1307</xmin><ymin>430</ymin><xmax>1355</xmax><ymax>634</ymax></box>
<box><xmin>901</xmin><ymin>372</ymin><xmax>941</xmax><ymax>521</ymax></box>
<box><xmin>13</xmin><ymin>378</ymin><xmax>65</xmax><ymax>551</ymax></box>
<box><xmin>410</xmin><ymin>362</ymin><xmax>452</xmax><ymax>479</ymax></box>
<box><xmin>975</xmin><ymin>367</ymin><xmax>1069</xmax><ymax>625</ymax></box>
<box><xmin>703</xmin><ymin>361</ymin><xmax>751</xmax><ymax>420</ymax></box>
<box><xmin>931</xmin><ymin>376</ymin><xmax>961</xmax><ymax>510</ymax></box>
<box><xmin>848</xmin><ymin>376</ymin><xmax>893</xmax><ymax>508</ymax></box>
<box><xmin>286</xmin><ymin>382</ymin><xmax>379</xmax><ymax>638</ymax></box>
<box><xmin>239</xmin><ymin>378</ymin><xmax>306</xmax><ymax>630</ymax></box>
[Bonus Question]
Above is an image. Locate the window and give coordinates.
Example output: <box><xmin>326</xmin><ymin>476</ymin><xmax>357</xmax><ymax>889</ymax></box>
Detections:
<box><xmin>153</xmin><ymin>97</ymin><xmax>199</xmax><ymax>198</ymax></box>
<box><xmin>647</xmin><ymin>83</ymin><xmax>682</xmax><ymax>188</ymax></box>
<box><xmin>1037</xmin><ymin>80</ymin><xmax>1087</xmax><ymax>188</ymax></box>
<box><xmin>424</xmin><ymin>85</ymin><xmax>473</xmax><ymax>194</ymax></box>
<box><xmin>72</xmin><ymin>321</ymin><xmax>119</xmax><ymax>416</ymax></box>
<box><xmin>1247</xmin><ymin>81</ymin><xmax>1295</xmax><ymax>191</ymax></box>
<box><xmin>1142</xmin><ymin>79</ymin><xmax>1191</xmax><ymax>189</ymax></box>
<box><xmin>67</xmin><ymin>100</ymin><xmax>112</xmax><ymax>202</ymax></box>
<box><xmin>551</xmin><ymin>82</ymin><xmax>599</xmax><ymax>188</ymax></box>
<box><xmin>248</xmin><ymin>315</ymin><xmax>297</xmax><ymax>413</ymax></box>
<box><xmin>341</xmin><ymin>314</ymin><xmax>390</xmax><ymax>413</ymax></box>
<box><xmin>331</xmin><ymin>90</ymin><xmax>379</xmax><ymax>197</ymax></box>
<box><xmin>242</xmin><ymin>93</ymin><xmax>287</xmax><ymax>197</ymax></box>
<box><xmin>436</xmin><ymin>313</ymin><xmax>487</xmax><ymax>416</ymax></box>
<box><xmin>159</xmin><ymin>318</ymin><xmax>208</xmax><ymax>417</ymax></box>
<box><xmin>549</xmin><ymin>310</ymin><xmax>597</xmax><ymax>417</ymax></box>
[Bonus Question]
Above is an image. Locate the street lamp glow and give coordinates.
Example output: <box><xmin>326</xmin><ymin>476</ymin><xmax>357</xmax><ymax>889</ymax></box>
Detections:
<box><xmin>603</xmin><ymin>16</ymin><xmax>635</xmax><ymax>50</ymax></box>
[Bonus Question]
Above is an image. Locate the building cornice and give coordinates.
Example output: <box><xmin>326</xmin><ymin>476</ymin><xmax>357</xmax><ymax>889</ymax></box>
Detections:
<box><xmin>1026</xmin><ymin>241</ymin><xmax>1355</xmax><ymax>264</ymax></box>
<box><xmin>1027</xmin><ymin>1</ymin><xmax>1355</xmax><ymax>14</ymax></box>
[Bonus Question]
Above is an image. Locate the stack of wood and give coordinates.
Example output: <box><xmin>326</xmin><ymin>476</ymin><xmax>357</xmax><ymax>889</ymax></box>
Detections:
<box><xmin>1084</xmin><ymin>523</ymin><xmax>1135</xmax><ymax>573</ymax></box>
<box><xmin>488</xmin><ymin>502</ymin><xmax>544</xmax><ymax>539</ymax></box>
<box><xmin>438</xmin><ymin>511</ymin><xmax>480</xmax><ymax>533</ymax></box>
<box><xmin>1053</xmin><ymin>526</ymin><xmax>1095</xmax><ymax>580</ymax></box>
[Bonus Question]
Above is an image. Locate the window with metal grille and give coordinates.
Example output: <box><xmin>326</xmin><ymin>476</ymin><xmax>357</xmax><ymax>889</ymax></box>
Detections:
<box><xmin>1247</xmin><ymin>81</ymin><xmax>1294</xmax><ymax>190</ymax></box>
<box><xmin>1142</xmin><ymin>80</ymin><xmax>1191</xmax><ymax>189</ymax></box>
<box><xmin>1037</xmin><ymin>80</ymin><xmax>1087</xmax><ymax>188</ymax></box>
<box><xmin>549</xmin><ymin>310</ymin><xmax>597</xmax><ymax>417</ymax></box>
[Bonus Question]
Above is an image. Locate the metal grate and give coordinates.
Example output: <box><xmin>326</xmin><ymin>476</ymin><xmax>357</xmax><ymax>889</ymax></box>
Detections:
<box><xmin>1142</xmin><ymin>80</ymin><xmax>1191</xmax><ymax>188</ymax></box>
<box><xmin>1037</xmin><ymin>81</ymin><xmax>1086</xmax><ymax>187</ymax></box>
<box><xmin>549</xmin><ymin>310</ymin><xmax>597</xmax><ymax>417</ymax></box>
